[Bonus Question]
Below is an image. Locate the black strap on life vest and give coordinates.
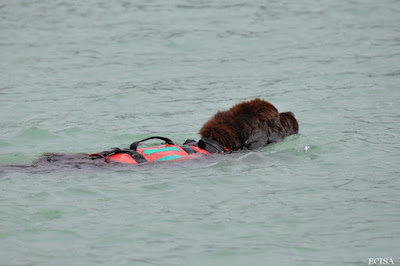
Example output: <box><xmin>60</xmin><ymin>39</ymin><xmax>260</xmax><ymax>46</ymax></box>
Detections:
<box><xmin>198</xmin><ymin>137</ymin><xmax>225</xmax><ymax>153</ymax></box>
<box><xmin>88</xmin><ymin>147</ymin><xmax>122</xmax><ymax>158</ymax></box>
<box><xmin>130</xmin><ymin>136</ymin><xmax>175</xmax><ymax>150</ymax></box>
<box><xmin>129</xmin><ymin>136</ymin><xmax>225</xmax><ymax>154</ymax></box>
<box><xmin>182</xmin><ymin>137</ymin><xmax>225</xmax><ymax>153</ymax></box>
<box><xmin>88</xmin><ymin>147</ymin><xmax>147</xmax><ymax>163</ymax></box>
<box><xmin>89</xmin><ymin>136</ymin><xmax>226</xmax><ymax>163</ymax></box>
<box><xmin>89</xmin><ymin>136</ymin><xmax>179</xmax><ymax>163</ymax></box>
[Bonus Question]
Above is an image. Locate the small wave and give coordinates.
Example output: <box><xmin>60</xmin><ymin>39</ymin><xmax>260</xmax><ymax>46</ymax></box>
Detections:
<box><xmin>16</xmin><ymin>126</ymin><xmax>59</xmax><ymax>140</ymax></box>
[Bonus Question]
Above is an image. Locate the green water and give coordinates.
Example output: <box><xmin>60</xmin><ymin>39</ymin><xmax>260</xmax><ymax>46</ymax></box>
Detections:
<box><xmin>1</xmin><ymin>1</ymin><xmax>399</xmax><ymax>265</ymax></box>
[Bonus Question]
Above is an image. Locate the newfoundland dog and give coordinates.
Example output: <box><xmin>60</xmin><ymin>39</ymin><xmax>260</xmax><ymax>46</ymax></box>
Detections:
<box><xmin>1</xmin><ymin>98</ymin><xmax>298</xmax><ymax>169</ymax></box>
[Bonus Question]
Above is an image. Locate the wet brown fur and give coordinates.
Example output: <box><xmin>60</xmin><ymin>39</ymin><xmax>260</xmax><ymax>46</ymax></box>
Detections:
<box><xmin>199</xmin><ymin>98</ymin><xmax>298</xmax><ymax>150</ymax></box>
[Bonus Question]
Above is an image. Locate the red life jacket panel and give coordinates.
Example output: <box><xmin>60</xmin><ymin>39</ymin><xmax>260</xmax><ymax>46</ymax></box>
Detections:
<box><xmin>88</xmin><ymin>136</ymin><xmax>224</xmax><ymax>165</ymax></box>
<box><xmin>106</xmin><ymin>144</ymin><xmax>209</xmax><ymax>165</ymax></box>
<box><xmin>107</xmin><ymin>153</ymin><xmax>138</xmax><ymax>164</ymax></box>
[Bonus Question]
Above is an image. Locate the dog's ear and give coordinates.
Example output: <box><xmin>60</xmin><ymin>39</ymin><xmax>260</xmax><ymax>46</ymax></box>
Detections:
<box><xmin>279</xmin><ymin>112</ymin><xmax>299</xmax><ymax>136</ymax></box>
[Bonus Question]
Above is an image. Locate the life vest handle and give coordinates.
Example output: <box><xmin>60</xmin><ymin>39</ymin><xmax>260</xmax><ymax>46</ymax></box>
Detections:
<box><xmin>129</xmin><ymin>136</ymin><xmax>175</xmax><ymax>151</ymax></box>
<box><xmin>198</xmin><ymin>137</ymin><xmax>226</xmax><ymax>153</ymax></box>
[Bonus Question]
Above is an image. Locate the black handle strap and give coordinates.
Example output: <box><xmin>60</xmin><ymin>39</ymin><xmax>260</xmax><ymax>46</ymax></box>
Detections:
<box><xmin>129</xmin><ymin>136</ymin><xmax>175</xmax><ymax>151</ymax></box>
<box><xmin>198</xmin><ymin>137</ymin><xmax>225</xmax><ymax>153</ymax></box>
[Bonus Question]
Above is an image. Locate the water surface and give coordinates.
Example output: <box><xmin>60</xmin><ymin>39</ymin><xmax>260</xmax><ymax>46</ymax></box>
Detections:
<box><xmin>1</xmin><ymin>0</ymin><xmax>399</xmax><ymax>265</ymax></box>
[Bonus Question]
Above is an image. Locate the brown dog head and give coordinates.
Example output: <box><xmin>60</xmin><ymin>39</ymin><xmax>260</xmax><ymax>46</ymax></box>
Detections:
<box><xmin>278</xmin><ymin>112</ymin><xmax>299</xmax><ymax>137</ymax></box>
<box><xmin>199</xmin><ymin>98</ymin><xmax>298</xmax><ymax>151</ymax></box>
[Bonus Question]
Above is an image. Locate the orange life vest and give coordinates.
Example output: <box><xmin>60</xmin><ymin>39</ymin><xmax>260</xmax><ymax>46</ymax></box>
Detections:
<box><xmin>88</xmin><ymin>136</ymin><xmax>228</xmax><ymax>165</ymax></box>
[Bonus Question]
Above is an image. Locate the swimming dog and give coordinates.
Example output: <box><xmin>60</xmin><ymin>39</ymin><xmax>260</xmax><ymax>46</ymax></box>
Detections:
<box><xmin>1</xmin><ymin>98</ymin><xmax>298</xmax><ymax>169</ymax></box>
